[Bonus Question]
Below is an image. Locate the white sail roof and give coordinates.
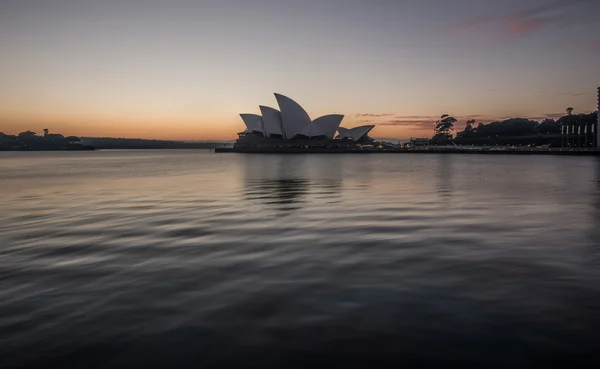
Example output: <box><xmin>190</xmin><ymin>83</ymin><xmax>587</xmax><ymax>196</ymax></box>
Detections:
<box><xmin>349</xmin><ymin>125</ymin><xmax>374</xmax><ymax>141</ymax></box>
<box><xmin>239</xmin><ymin>95</ymin><xmax>374</xmax><ymax>141</ymax></box>
<box><xmin>259</xmin><ymin>106</ymin><xmax>284</xmax><ymax>137</ymax></box>
<box><xmin>312</xmin><ymin>114</ymin><xmax>344</xmax><ymax>139</ymax></box>
<box><xmin>274</xmin><ymin>93</ymin><xmax>311</xmax><ymax>139</ymax></box>
<box><xmin>253</xmin><ymin>118</ymin><xmax>265</xmax><ymax>135</ymax></box>
<box><xmin>240</xmin><ymin>114</ymin><xmax>261</xmax><ymax>130</ymax></box>
<box><xmin>337</xmin><ymin>125</ymin><xmax>374</xmax><ymax>141</ymax></box>
<box><xmin>240</xmin><ymin>114</ymin><xmax>264</xmax><ymax>135</ymax></box>
<box><xmin>337</xmin><ymin>127</ymin><xmax>351</xmax><ymax>139</ymax></box>
<box><xmin>299</xmin><ymin>123</ymin><xmax>312</xmax><ymax>137</ymax></box>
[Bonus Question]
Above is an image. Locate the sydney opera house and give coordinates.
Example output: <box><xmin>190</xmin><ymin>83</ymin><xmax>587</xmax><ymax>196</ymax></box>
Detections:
<box><xmin>234</xmin><ymin>93</ymin><xmax>375</xmax><ymax>150</ymax></box>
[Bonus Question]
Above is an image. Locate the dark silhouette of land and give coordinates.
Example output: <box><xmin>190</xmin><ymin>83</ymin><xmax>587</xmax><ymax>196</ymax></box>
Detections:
<box><xmin>80</xmin><ymin>137</ymin><xmax>230</xmax><ymax>150</ymax></box>
<box><xmin>0</xmin><ymin>131</ymin><xmax>231</xmax><ymax>151</ymax></box>
<box><xmin>0</xmin><ymin>130</ymin><xmax>94</xmax><ymax>151</ymax></box>
<box><xmin>431</xmin><ymin>110</ymin><xmax>598</xmax><ymax>148</ymax></box>
<box><xmin>5</xmin><ymin>109</ymin><xmax>597</xmax><ymax>152</ymax></box>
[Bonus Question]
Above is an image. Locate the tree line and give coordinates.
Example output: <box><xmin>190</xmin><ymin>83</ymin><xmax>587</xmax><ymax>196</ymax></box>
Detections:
<box><xmin>0</xmin><ymin>130</ymin><xmax>86</xmax><ymax>150</ymax></box>
<box><xmin>431</xmin><ymin>108</ymin><xmax>598</xmax><ymax>147</ymax></box>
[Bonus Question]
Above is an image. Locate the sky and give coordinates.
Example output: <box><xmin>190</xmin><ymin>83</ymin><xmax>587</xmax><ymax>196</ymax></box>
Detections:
<box><xmin>1</xmin><ymin>0</ymin><xmax>599</xmax><ymax>140</ymax></box>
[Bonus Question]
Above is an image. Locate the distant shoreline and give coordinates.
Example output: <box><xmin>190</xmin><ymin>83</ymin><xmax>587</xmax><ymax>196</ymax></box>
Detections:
<box><xmin>0</xmin><ymin>147</ymin><xmax>231</xmax><ymax>151</ymax></box>
<box><xmin>0</xmin><ymin>146</ymin><xmax>96</xmax><ymax>152</ymax></box>
<box><xmin>77</xmin><ymin>138</ymin><xmax>229</xmax><ymax>150</ymax></box>
<box><xmin>0</xmin><ymin>145</ymin><xmax>229</xmax><ymax>151</ymax></box>
<box><xmin>1</xmin><ymin>132</ymin><xmax>232</xmax><ymax>151</ymax></box>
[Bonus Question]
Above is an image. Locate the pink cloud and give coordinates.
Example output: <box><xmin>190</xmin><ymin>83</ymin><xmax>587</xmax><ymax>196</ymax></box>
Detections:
<box><xmin>554</xmin><ymin>92</ymin><xmax>588</xmax><ymax>97</ymax></box>
<box><xmin>379</xmin><ymin>115</ymin><xmax>490</xmax><ymax>129</ymax></box>
<box><xmin>378</xmin><ymin>120</ymin><xmax>436</xmax><ymax>129</ymax></box>
<box><xmin>503</xmin><ymin>17</ymin><xmax>555</xmax><ymax>37</ymax></box>
<box><xmin>354</xmin><ymin>113</ymin><xmax>394</xmax><ymax>118</ymax></box>
<box><xmin>445</xmin><ymin>0</ymin><xmax>594</xmax><ymax>41</ymax></box>
<box><xmin>376</xmin><ymin>114</ymin><xmax>571</xmax><ymax>131</ymax></box>
<box><xmin>393</xmin><ymin>115</ymin><xmax>439</xmax><ymax>120</ymax></box>
<box><xmin>524</xmin><ymin>113</ymin><xmax>567</xmax><ymax>121</ymax></box>
<box><xmin>591</xmin><ymin>38</ymin><xmax>600</xmax><ymax>52</ymax></box>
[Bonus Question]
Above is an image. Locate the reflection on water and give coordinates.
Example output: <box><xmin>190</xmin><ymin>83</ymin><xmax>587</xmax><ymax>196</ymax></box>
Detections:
<box><xmin>1</xmin><ymin>151</ymin><xmax>600</xmax><ymax>368</ymax></box>
<box><xmin>591</xmin><ymin>161</ymin><xmax>600</xmax><ymax>257</ymax></box>
<box><xmin>436</xmin><ymin>154</ymin><xmax>454</xmax><ymax>200</ymax></box>
<box><xmin>245</xmin><ymin>178</ymin><xmax>310</xmax><ymax>213</ymax></box>
<box><xmin>243</xmin><ymin>155</ymin><xmax>342</xmax><ymax>214</ymax></box>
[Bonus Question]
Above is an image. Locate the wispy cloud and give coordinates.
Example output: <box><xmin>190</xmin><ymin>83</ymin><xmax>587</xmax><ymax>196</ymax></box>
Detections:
<box><xmin>447</xmin><ymin>16</ymin><xmax>496</xmax><ymax>34</ymax></box>
<box><xmin>446</xmin><ymin>0</ymin><xmax>596</xmax><ymax>41</ymax></box>
<box><xmin>393</xmin><ymin>115</ymin><xmax>439</xmax><ymax>120</ymax></box>
<box><xmin>373</xmin><ymin>113</ymin><xmax>572</xmax><ymax>130</ymax></box>
<box><xmin>590</xmin><ymin>38</ymin><xmax>600</xmax><ymax>52</ymax></box>
<box><xmin>462</xmin><ymin>114</ymin><xmax>489</xmax><ymax>119</ymax></box>
<box><xmin>504</xmin><ymin>17</ymin><xmax>555</xmax><ymax>37</ymax></box>
<box><xmin>554</xmin><ymin>92</ymin><xmax>588</xmax><ymax>97</ymax></box>
<box><xmin>354</xmin><ymin>113</ymin><xmax>395</xmax><ymax>118</ymax></box>
<box><xmin>378</xmin><ymin>120</ymin><xmax>436</xmax><ymax>128</ymax></box>
<box><xmin>377</xmin><ymin>115</ymin><xmax>485</xmax><ymax>129</ymax></box>
<box><xmin>525</xmin><ymin>112</ymin><xmax>569</xmax><ymax>121</ymax></box>
<box><xmin>375</xmin><ymin>115</ymin><xmax>444</xmax><ymax>130</ymax></box>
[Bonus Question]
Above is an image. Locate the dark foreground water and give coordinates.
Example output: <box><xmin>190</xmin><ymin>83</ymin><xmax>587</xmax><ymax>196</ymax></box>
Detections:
<box><xmin>1</xmin><ymin>150</ymin><xmax>600</xmax><ymax>368</ymax></box>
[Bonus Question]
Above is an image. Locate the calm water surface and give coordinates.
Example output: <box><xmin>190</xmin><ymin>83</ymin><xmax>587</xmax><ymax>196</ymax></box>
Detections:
<box><xmin>1</xmin><ymin>150</ymin><xmax>600</xmax><ymax>368</ymax></box>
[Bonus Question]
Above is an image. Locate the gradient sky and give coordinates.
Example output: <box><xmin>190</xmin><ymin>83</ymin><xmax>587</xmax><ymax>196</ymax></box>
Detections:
<box><xmin>1</xmin><ymin>0</ymin><xmax>599</xmax><ymax>140</ymax></box>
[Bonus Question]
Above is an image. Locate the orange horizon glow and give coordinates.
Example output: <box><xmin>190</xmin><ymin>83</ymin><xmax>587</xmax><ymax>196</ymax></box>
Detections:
<box><xmin>0</xmin><ymin>118</ymin><xmax>437</xmax><ymax>141</ymax></box>
<box><xmin>0</xmin><ymin>116</ymin><xmax>242</xmax><ymax>141</ymax></box>
<box><xmin>2</xmin><ymin>106</ymin><xmax>598</xmax><ymax>141</ymax></box>
<box><xmin>0</xmin><ymin>105</ymin><xmax>448</xmax><ymax>140</ymax></box>
<box><xmin>0</xmin><ymin>121</ymin><xmax>439</xmax><ymax>141</ymax></box>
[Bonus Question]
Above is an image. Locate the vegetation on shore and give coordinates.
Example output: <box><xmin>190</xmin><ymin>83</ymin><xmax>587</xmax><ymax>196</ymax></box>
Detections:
<box><xmin>430</xmin><ymin>109</ymin><xmax>598</xmax><ymax>147</ymax></box>
<box><xmin>0</xmin><ymin>130</ymin><xmax>91</xmax><ymax>151</ymax></box>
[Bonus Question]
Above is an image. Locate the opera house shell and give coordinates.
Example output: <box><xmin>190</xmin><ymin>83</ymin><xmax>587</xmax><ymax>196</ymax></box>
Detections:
<box><xmin>236</xmin><ymin>94</ymin><xmax>375</xmax><ymax>148</ymax></box>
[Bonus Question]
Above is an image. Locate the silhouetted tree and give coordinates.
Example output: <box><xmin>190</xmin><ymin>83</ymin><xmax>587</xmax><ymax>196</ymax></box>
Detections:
<box><xmin>465</xmin><ymin>119</ymin><xmax>476</xmax><ymax>131</ymax></box>
<box><xmin>449</xmin><ymin>112</ymin><xmax>594</xmax><ymax>147</ymax></box>
<box><xmin>66</xmin><ymin>136</ymin><xmax>80</xmax><ymax>145</ymax></box>
<box><xmin>455</xmin><ymin>119</ymin><xmax>477</xmax><ymax>139</ymax></box>
<box><xmin>0</xmin><ymin>133</ymin><xmax>20</xmax><ymax>150</ymax></box>
<box><xmin>0</xmin><ymin>130</ymin><xmax>91</xmax><ymax>150</ymax></box>
<box><xmin>537</xmin><ymin>119</ymin><xmax>560</xmax><ymax>134</ymax></box>
<box><xmin>18</xmin><ymin>131</ymin><xmax>37</xmax><ymax>138</ymax></box>
<box><xmin>432</xmin><ymin>114</ymin><xmax>456</xmax><ymax>143</ymax></box>
<box><xmin>566</xmin><ymin>107</ymin><xmax>574</xmax><ymax>116</ymax></box>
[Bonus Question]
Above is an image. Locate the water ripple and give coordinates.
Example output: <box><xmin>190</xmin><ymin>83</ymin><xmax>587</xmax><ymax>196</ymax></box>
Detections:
<box><xmin>1</xmin><ymin>151</ymin><xmax>600</xmax><ymax>368</ymax></box>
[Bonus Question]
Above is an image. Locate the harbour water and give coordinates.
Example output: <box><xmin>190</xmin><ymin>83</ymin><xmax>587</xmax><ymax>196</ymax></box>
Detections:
<box><xmin>1</xmin><ymin>150</ymin><xmax>600</xmax><ymax>368</ymax></box>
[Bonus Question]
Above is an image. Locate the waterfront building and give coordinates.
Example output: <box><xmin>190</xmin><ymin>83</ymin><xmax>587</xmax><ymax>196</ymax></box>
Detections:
<box><xmin>408</xmin><ymin>138</ymin><xmax>430</xmax><ymax>147</ymax></box>
<box><xmin>235</xmin><ymin>93</ymin><xmax>375</xmax><ymax>150</ymax></box>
